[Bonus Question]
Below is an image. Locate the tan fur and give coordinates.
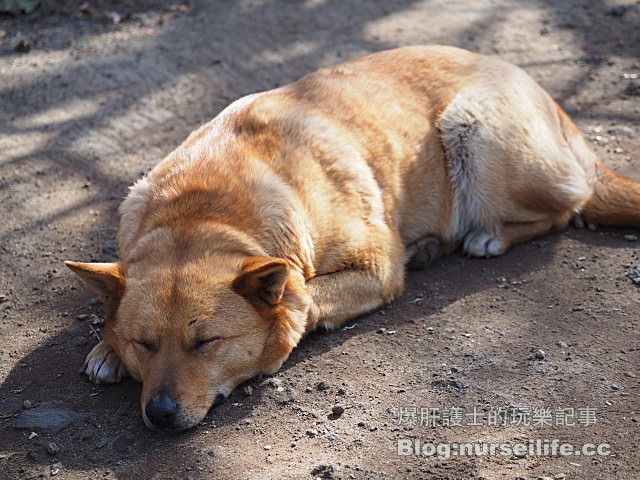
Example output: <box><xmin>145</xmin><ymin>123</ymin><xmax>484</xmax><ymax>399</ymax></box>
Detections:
<box><xmin>66</xmin><ymin>45</ymin><xmax>640</xmax><ymax>431</ymax></box>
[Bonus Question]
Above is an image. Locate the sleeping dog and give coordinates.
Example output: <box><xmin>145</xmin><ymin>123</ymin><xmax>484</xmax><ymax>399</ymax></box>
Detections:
<box><xmin>66</xmin><ymin>45</ymin><xmax>640</xmax><ymax>431</ymax></box>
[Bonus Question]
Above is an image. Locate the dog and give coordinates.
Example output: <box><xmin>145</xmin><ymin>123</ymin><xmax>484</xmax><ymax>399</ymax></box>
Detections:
<box><xmin>66</xmin><ymin>45</ymin><xmax>640</xmax><ymax>431</ymax></box>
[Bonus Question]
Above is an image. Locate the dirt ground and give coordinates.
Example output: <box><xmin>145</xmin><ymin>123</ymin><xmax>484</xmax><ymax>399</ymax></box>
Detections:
<box><xmin>1</xmin><ymin>0</ymin><xmax>639</xmax><ymax>479</ymax></box>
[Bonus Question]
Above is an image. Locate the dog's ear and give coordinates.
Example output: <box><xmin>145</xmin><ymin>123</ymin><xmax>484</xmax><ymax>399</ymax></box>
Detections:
<box><xmin>65</xmin><ymin>261</ymin><xmax>125</xmax><ymax>313</ymax></box>
<box><xmin>232</xmin><ymin>257</ymin><xmax>290</xmax><ymax>306</ymax></box>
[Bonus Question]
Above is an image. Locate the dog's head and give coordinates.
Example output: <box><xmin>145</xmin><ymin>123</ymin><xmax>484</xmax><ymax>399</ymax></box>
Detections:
<box><xmin>66</xmin><ymin>255</ymin><xmax>310</xmax><ymax>431</ymax></box>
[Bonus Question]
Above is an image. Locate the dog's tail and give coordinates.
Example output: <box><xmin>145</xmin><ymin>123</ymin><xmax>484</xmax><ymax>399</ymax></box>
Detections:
<box><xmin>556</xmin><ymin>105</ymin><xmax>640</xmax><ymax>228</ymax></box>
<box><xmin>581</xmin><ymin>161</ymin><xmax>640</xmax><ymax>228</ymax></box>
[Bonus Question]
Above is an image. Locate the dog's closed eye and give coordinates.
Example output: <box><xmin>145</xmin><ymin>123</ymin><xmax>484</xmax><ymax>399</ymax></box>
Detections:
<box><xmin>193</xmin><ymin>337</ymin><xmax>221</xmax><ymax>352</ymax></box>
<box><xmin>134</xmin><ymin>340</ymin><xmax>157</xmax><ymax>353</ymax></box>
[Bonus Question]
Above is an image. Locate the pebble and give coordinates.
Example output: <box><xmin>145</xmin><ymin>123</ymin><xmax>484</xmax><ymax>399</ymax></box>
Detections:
<box><xmin>262</xmin><ymin>377</ymin><xmax>282</xmax><ymax>389</ymax></box>
<box><xmin>22</xmin><ymin>399</ymin><xmax>35</xmax><ymax>410</ymax></box>
<box><xmin>95</xmin><ymin>437</ymin><xmax>111</xmax><ymax>449</ymax></box>
<box><xmin>311</xmin><ymin>464</ymin><xmax>335</xmax><ymax>479</ymax></box>
<box><xmin>557</xmin><ymin>341</ymin><xmax>568</xmax><ymax>349</ymax></box>
<box><xmin>608</xmin><ymin>126</ymin><xmax>634</xmax><ymax>137</ymax></box>
<box><xmin>627</xmin><ymin>265</ymin><xmax>640</xmax><ymax>285</ymax></box>
<box><xmin>534</xmin><ymin>349</ymin><xmax>546</xmax><ymax>360</ymax></box>
<box><xmin>263</xmin><ymin>444</ymin><xmax>272</xmax><ymax>450</ymax></box>
<box><xmin>623</xmin><ymin>234</ymin><xmax>638</xmax><ymax>241</ymax></box>
<box><xmin>625</xmin><ymin>83</ymin><xmax>640</xmax><ymax>97</ymax></box>
<box><xmin>113</xmin><ymin>435</ymin><xmax>133</xmax><ymax>453</ymax></box>
<box><xmin>51</xmin><ymin>462</ymin><xmax>62</xmax><ymax>476</ymax></box>
<box><xmin>331</xmin><ymin>405</ymin><xmax>345</xmax><ymax>417</ymax></box>
<box><xmin>277</xmin><ymin>388</ymin><xmax>297</xmax><ymax>404</ymax></box>
<box><xmin>46</xmin><ymin>442</ymin><xmax>59</xmax><ymax>455</ymax></box>
<box><xmin>316</xmin><ymin>381</ymin><xmax>330</xmax><ymax>391</ymax></box>
<box><xmin>15</xmin><ymin>407</ymin><xmax>82</xmax><ymax>434</ymax></box>
<box><xmin>15</xmin><ymin>39</ymin><xmax>31</xmax><ymax>53</ymax></box>
<box><xmin>609</xmin><ymin>5</ymin><xmax>629</xmax><ymax>17</ymax></box>
<box><xmin>306</xmin><ymin>429</ymin><xmax>318</xmax><ymax>438</ymax></box>
<box><xmin>611</xmin><ymin>384</ymin><xmax>620</xmax><ymax>391</ymax></box>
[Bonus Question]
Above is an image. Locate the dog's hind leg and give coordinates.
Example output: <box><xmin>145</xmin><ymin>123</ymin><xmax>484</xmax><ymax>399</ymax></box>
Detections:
<box><xmin>439</xmin><ymin>74</ymin><xmax>593</xmax><ymax>258</ymax></box>
<box><xmin>462</xmin><ymin>216</ymin><xmax>571</xmax><ymax>257</ymax></box>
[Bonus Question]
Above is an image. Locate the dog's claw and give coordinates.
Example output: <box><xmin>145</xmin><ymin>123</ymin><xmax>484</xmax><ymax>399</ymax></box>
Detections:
<box><xmin>84</xmin><ymin>341</ymin><xmax>128</xmax><ymax>384</ymax></box>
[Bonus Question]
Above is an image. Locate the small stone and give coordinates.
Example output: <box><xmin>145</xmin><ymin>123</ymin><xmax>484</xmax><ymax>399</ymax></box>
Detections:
<box><xmin>376</xmin><ymin>327</ymin><xmax>386</xmax><ymax>334</ymax></box>
<box><xmin>623</xmin><ymin>234</ymin><xmax>638</xmax><ymax>242</ymax></box>
<box><xmin>76</xmin><ymin>314</ymin><xmax>89</xmax><ymax>321</ymax></box>
<box><xmin>611</xmin><ymin>384</ymin><xmax>620</xmax><ymax>391</ymax></box>
<box><xmin>609</xmin><ymin>5</ymin><xmax>629</xmax><ymax>17</ymax></box>
<box><xmin>316</xmin><ymin>381</ymin><xmax>330</xmax><ymax>391</ymax></box>
<box><xmin>22</xmin><ymin>400</ymin><xmax>35</xmax><ymax>410</ymax></box>
<box><xmin>555</xmin><ymin>474</ymin><xmax>566</xmax><ymax>480</ymax></box>
<box><xmin>15</xmin><ymin>407</ymin><xmax>81</xmax><ymax>434</ymax></box>
<box><xmin>608</xmin><ymin>126</ymin><xmax>634</xmax><ymax>137</ymax></box>
<box><xmin>15</xmin><ymin>39</ymin><xmax>31</xmax><ymax>53</ymax></box>
<box><xmin>51</xmin><ymin>462</ymin><xmax>63</xmax><ymax>476</ymax></box>
<box><xmin>306</xmin><ymin>429</ymin><xmax>317</xmax><ymax>438</ymax></box>
<box><xmin>311</xmin><ymin>464</ymin><xmax>335</xmax><ymax>479</ymax></box>
<box><xmin>624</xmin><ymin>83</ymin><xmax>640</xmax><ymax>97</ymax></box>
<box><xmin>277</xmin><ymin>388</ymin><xmax>297</xmax><ymax>404</ymax></box>
<box><xmin>28</xmin><ymin>432</ymin><xmax>38</xmax><ymax>440</ymax></box>
<box><xmin>534</xmin><ymin>349</ymin><xmax>546</xmax><ymax>360</ymax></box>
<box><xmin>95</xmin><ymin>437</ymin><xmax>111</xmax><ymax>449</ymax></box>
<box><xmin>557</xmin><ymin>341</ymin><xmax>568</xmax><ymax>349</ymax></box>
<box><xmin>331</xmin><ymin>405</ymin><xmax>345</xmax><ymax>417</ymax></box>
<box><xmin>262</xmin><ymin>377</ymin><xmax>282</xmax><ymax>389</ymax></box>
<box><xmin>46</xmin><ymin>442</ymin><xmax>59</xmax><ymax>455</ymax></box>
<box><xmin>263</xmin><ymin>444</ymin><xmax>272</xmax><ymax>450</ymax></box>
<box><xmin>627</xmin><ymin>265</ymin><xmax>640</xmax><ymax>285</ymax></box>
<box><xmin>112</xmin><ymin>435</ymin><xmax>133</xmax><ymax>453</ymax></box>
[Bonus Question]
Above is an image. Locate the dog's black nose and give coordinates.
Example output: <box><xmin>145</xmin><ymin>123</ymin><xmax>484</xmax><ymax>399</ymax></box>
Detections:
<box><xmin>145</xmin><ymin>392</ymin><xmax>179</xmax><ymax>429</ymax></box>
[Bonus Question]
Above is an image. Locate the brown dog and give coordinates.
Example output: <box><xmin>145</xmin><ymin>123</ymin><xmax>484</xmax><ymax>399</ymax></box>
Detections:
<box><xmin>66</xmin><ymin>45</ymin><xmax>640</xmax><ymax>431</ymax></box>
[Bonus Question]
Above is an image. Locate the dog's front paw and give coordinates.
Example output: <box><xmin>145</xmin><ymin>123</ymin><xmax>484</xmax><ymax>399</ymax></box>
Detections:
<box><xmin>83</xmin><ymin>341</ymin><xmax>128</xmax><ymax>384</ymax></box>
<box><xmin>463</xmin><ymin>232</ymin><xmax>506</xmax><ymax>258</ymax></box>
